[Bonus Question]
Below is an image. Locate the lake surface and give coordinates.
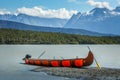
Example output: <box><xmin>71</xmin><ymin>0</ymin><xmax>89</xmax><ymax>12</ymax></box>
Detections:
<box><xmin>0</xmin><ymin>45</ymin><xmax>120</xmax><ymax>80</ymax></box>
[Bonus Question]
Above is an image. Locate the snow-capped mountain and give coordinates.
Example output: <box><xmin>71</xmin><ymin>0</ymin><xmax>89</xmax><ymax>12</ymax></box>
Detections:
<box><xmin>64</xmin><ymin>7</ymin><xmax>120</xmax><ymax>35</ymax></box>
<box><xmin>113</xmin><ymin>6</ymin><xmax>120</xmax><ymax>12</ymax></box>
<box><xmin>0</xmin><ymin>13</ymin><xmax>68</xmax><ymax>27</ymax></box>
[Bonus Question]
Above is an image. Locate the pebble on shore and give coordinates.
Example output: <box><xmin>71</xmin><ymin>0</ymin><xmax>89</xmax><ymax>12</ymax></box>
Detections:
<box><xmin>32</xmin><ymin>67</ymin><xmax>120</xmax><ymax>80</ymax></box>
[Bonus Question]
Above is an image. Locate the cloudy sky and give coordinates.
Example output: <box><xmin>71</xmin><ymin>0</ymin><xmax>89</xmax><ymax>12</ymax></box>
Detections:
<box><xmin>0</xmin><ymin>0</ymin><xmax>119</xmax><ymax>19</ymax></box>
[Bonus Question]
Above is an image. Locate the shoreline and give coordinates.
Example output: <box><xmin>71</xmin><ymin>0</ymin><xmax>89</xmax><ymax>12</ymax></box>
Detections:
<box><xmin>32</xmin><ymin>67</ymin><xmax>120</xmax><ymax>80</ymax></box>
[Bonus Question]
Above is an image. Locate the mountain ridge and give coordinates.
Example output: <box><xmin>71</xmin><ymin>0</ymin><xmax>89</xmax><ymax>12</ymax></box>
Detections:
<box><xmin>0</xmin><ymin>20</ymin><xmax>113</xmax><ymax>36</ymax></box>
<box><xmin>64</xmin><ymin>6</ymin><xmax>120</xmax><ymax>35</ymax></box>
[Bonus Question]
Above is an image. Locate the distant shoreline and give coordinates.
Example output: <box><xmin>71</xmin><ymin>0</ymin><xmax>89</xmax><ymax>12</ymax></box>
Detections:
<box><xmin>32</xmin><ymin>67</ymin><xmax>120</xmax><ymax>80</ymax></box>
<box><xmin>0</xmin><ymin>28</ymin><xmax>120</xmax><ymax>44</ymax></box>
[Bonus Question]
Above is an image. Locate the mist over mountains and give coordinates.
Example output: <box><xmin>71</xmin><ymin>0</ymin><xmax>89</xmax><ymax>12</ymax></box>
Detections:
<box><xmin>0</xmin><ymin>13</ymin><xmax>68</xmax><ymax>27</ymax></box>
<box><xmin>0</xmin><ymin>20</ymin><xmax>110</xmax><ymax>36</ymax></box>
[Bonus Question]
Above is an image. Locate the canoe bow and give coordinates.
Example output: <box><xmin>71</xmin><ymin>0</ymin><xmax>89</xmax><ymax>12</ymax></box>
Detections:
<box><xmin>83</xmin><ymin>51</ymin><xmax>94</xmax><ymax>66</ymax></box>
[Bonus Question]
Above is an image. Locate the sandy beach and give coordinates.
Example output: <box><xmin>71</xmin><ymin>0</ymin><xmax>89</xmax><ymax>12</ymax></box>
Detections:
<box><xmin>33</xmin><ymin>67</ymin><xmax>120</xmax><ymax>80</ymax></box>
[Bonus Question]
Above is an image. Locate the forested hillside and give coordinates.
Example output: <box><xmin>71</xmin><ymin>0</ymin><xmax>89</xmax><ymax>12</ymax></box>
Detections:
<box><xmin>0</xmin><ymin>28</ymin><xmax>120</xmax><ymax>44</ymax></box>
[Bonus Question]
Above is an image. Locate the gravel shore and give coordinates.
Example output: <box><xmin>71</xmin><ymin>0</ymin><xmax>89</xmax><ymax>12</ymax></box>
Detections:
<box><xmin>32</xmin><ymin>67</ymin><xmax>120</xmax><ymax>80</ymax></box>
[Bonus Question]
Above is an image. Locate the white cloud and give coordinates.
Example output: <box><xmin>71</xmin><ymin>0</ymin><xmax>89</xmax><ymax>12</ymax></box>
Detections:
<box><xmin>87</xmin><ymin>0</ymin><xmax>113</xmax><ymax>9</ymax></box>
<box><xmin>17</xmin><ymin>7</ymin><xmax>78</xmax><ymax>19</ymax></box>
<box><xmin>0</xmin><ymin>9</ymin><xmax>11</xmax><ymax>15</ymax></box>
<box><xmin>118</xmin><ymin>0</ymin><xmax>120</xmax><ymax>5</ymax></box>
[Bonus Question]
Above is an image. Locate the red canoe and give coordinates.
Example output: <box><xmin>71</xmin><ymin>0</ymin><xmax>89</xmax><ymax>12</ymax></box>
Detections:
<box><xmin>23</xmin><ymin>51</ymin><xmax>94</xmax><ymax>68</ymax></box>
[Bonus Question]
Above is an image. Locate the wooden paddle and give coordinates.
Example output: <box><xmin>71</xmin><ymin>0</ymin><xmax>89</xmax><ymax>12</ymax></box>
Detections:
<box><xmin>87</xmin><ymin>46</ymin><xmax>101</xmax><ymax>70</ymax></box>
<box><xmin>38</xmin><ymin>51</ymin><xmax>46</xmax><ymax>59</ymax></box>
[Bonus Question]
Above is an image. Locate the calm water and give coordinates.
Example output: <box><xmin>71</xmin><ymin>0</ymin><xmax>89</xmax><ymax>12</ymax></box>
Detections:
<box><xmin>0</xmin><ymin>45</ymin><xmax>120</xmax><ymax>80</ymax></box>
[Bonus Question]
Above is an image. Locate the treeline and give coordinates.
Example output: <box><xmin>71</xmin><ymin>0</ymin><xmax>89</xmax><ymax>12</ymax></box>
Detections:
<box><xmin>0</xmin><ymin>28</ymin><xmax>120</xmax><ymax>44</ymax></box>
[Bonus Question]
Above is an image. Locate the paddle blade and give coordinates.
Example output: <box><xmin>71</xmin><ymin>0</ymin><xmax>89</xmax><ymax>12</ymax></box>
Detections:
<box><xmin>96</xmin><ymin>63</ymin><xmax>101</xmax><ymax>70</ymax></box>
<box><xmin>94</xmin><ymin>57</ymin><xmax>101</xmax><ymax>70</ymax></box>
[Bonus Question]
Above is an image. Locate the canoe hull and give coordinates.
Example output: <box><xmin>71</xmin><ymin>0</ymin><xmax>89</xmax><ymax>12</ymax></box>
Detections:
<box><xmin>24</xmin><ymin>51</ymin><xmax>94</xmax><ymax>68</ymax></box>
